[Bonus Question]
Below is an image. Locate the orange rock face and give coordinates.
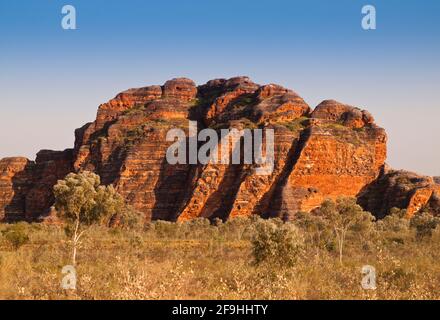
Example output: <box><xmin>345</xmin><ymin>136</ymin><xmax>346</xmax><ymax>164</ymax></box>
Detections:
<box><xmin>276</xmin><ymin>122</ymin><xmax>387</xmax><ymax>218</ymax></box>
<box><xmin>0</xmin><ymin>157</ymin><xmax>33</xmax><ymax>221</ymax></box>
<box><xmin>358</xmin><ymin>169</ymin><xmax>440</xmax><ymax>218</ymax></box>
<box><xmin>0</xmin><ymin>76</ymin><xmax>438</xmax><ymax>221</ymax></box>
<box><xmin>0</xmin><ymin>150</ymin><xmax>73</xmax><ymax>221</ymax></box>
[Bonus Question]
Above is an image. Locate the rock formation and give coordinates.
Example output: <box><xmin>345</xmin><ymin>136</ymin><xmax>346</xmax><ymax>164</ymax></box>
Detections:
<box><xmin>358</xmin><ymin>169</ymin><xmax>440</xmax><ymax>218</ymax></box>
<box><xmin>0</xmin><ymin>76</ymin><xmax>438</xmax><ymax>222</ymax></box>
<box><xmin>0</xmin><ymin>150</ymin><xmax>73</xmax><ymax>221</ymax></box>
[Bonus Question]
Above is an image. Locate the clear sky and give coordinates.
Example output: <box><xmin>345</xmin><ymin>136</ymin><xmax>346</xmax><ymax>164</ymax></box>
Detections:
<box><xmin>1</xmin><ymin>0</ymin><xmax>439</xmax><ymax>176</ymax></box>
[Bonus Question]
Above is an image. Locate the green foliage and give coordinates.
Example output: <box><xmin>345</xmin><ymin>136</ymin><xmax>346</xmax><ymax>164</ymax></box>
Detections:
<box><xmin>234</xmin><ymin>96</ymin><xmax>254</xmax><ymax>106</ymax></box>
<box><xmin>410</xmin><ymin>212</ymin><xmax>440</xmax><ymax>239</ymax></box>
<box><xmin>251</xmin><ymin>219</ymin><xmax>304</xmax><ymax>267</ymax></box>
<box><xmin>313</xmin><ymin>197</ymin><xmax>375</xmax><ymax>263</ymax></box>
<box><xmin>54</xmin><ymin>171</ymin><xmax>128</xmax><ymax>265</ymax></box>
<box><xmin>121</xmin><ymin>103</ymin><xmax>146</xmax><ymax>115</ymax></box>
<box><xmin>376</xmin><ymin>208</ymin><xmax>411</xmax><ymax>244</ymax></box>
<box><xmin>115</xmin><ymin>206</ymin><xmax>145</xmax><ymax>231</ymax></box>
<box><xmin>293</xmin><ymin>211</ymin><xmax>335</xmax><ymax>250</ymax></box>
<box><xmin>322</xmin><ymin>123</ymin><xmax>364</xmax><ymax>146</ymax></box>
<box><xmin>180</xmin><ymin>218</ymin><xmax>218</xmax><ymax>240</ymax></box>
<box><xmin>94</xmin><ymin>184</ymin><xmax>126</xmax><ymax>225</ymax></box>
<box><xmin>319</xmin><ymin>198</ymin><xmax>375</xmax><ymax>230</ymax></box>
<box><xmin>53</xmin><ymin>171</ymin><xmax>124</xmax><ymax>226</ymax></box>
<box><xmin>144</xmin><ymin>217</ymin><xmax>263</xmax><ymax>241</ymax></box>
<box><xmin>149</xmin><ymin>218</ymin><xmax>217</xmax><ymax>240</ymax></box>
<box><xmin>1</xmin><ymin>204</ymin><xmax>440</xmax><ymax>299</ymax></box>
<box><xmin>152</xmin><ymin>220</ymin><xmax>181</xmax><ymax>239</ymax></box>
<box><xmin>1</xmin><ymin>223</ymin><xmax>30</xmax><ymax>250</ymax></box>
<box><xmin>218</xmin><ymin>216</ymin><xmax>259</xmax><ymax>241</ymax></box>
<box><xmin>124</xmin><ymin>126</ymin><xmax>146</xmax><ymax>146</ymax></box>
<box><xmin>322</xmin><ymin>122</ymin><xmax>347</xmax><ymax>130</ymax></box>
<box><xmin>316</xmin><ymin>198</ymin><xmax>376</xmax><ymax>237</ymax></box>
<box><xmin>280</xmin><ymin>116</ymin><xmax>309</xmax><ymax>132</ymax></box>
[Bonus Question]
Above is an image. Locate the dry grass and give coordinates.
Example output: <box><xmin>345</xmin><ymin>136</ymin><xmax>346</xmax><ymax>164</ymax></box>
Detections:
<box><xmin>0</xmin><ymin>217</ymin><xmax>439</xmax><ymax>300</ymax></box>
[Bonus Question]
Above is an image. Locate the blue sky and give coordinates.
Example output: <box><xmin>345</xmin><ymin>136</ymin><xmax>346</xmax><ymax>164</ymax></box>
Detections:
<box><xmin>1</xmin><ymin>0</ymin><xmax>439</xmax><ymax>175</ymax></box>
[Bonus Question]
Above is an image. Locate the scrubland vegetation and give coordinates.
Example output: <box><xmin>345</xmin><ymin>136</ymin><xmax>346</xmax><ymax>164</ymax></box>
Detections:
<box><xmin>0</xmin><ymin>172</ymin><xmax>439</xmax><ymax>300</ymax></box>
<box><xmin>1</xmin><ymin>204</ymin><xmax>439</xmax><ymax>299</ymax></box>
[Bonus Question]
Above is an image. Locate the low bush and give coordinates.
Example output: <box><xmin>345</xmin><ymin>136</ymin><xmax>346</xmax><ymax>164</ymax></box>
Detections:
<box><xmin>1</xmin><ymin>223</ymin><xmax>30</xmax><ymax>250</ymax></box>
<box><xmin>251</xmin><ymin>219</ymin><xmax>304</xmax><ymax>267</ymax></box>
<box><xmin>0</xmin><ymin>197</ymin><xmax>439</xmax><ymax>300</ymax></box>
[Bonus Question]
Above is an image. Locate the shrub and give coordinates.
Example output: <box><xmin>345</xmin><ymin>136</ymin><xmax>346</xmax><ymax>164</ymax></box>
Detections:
<box><xmin>280</xmin><ymin>117</ymin><xmax>309</xmax><ymax>132</ymax></box>
<box><xmin>251</xmin><ymin>219</ymin><xmax>304</xmax><ymax>268</ymax></box>
<box><xmin>376</xmin><ymin>208</ymin><xmax>411</xmax><ymax>244</ymax></box>
<box><xmin>378</xmin><ymin>208</ymin><xmax>408</xmax><ymax>232</ymax></box>
<box><xmin>111</xmin><ymin>205</ymin><xmax>145</xmax><ymax>231</ymax></box>
<box><xmin>314</xmin><ymin>197</ymin><xmax>375</xmax><ymax>264</ymax></box>
<box><xmin>152</xmin><ymin>220</ymin><xmax>181</xmax><ymax>239</ymax></box>
<box><xmin>184</xmin><ymin>218</ymin><xmax>215</xmax><ymax>239</ymax></box>
<box><xmin>293</xmin><ymin>211</ymin><xmax>334</xmax><ymax>250</ymax></box>
<box><xmin>2</xmin><ymin>223</ymin><xmax>30</xmax><ymax>250</ymax></box>
<box><xmin>410</xmin><ymin>212</ymin><xmax>440</xmax><ymax>239</ymax></box>
<box><xmin>220</xmin><ymin>216</ymin><xmax>259</xmax><ymax>241</ymax></box>
<box><xmin>54</xmin><ymin>171</ymin><xmax>128</xmax><ymax>265</ymax></box>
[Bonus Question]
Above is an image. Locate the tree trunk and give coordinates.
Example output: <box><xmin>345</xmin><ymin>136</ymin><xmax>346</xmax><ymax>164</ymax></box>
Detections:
<box><xmin>339</xmin><ymin>238</ymin><xmax>343</xmax><ymax>265</ymax></box>
<box><xmin>72</xmin><ymin>219</ymin><xmax>80</xmax><ymax>266</ymax></box>
<box><xmin>72</xmin><ymin>244</ymin><xmax>77</xmax><ymax>266</ymax></box>
<box><xmin>338</xmin><ymin>230</ymin><xmax>346</xmax><ymax>265</ymax></box>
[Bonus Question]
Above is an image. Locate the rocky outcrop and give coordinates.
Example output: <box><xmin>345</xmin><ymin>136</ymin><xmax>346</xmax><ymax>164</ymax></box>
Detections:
<box><xmin>276</xmin><ymin>121</ymin><xmax>387</xmax><ymax>219</ymax></box>
<box><xmin>0</xmin><ymin>157</ymin><xmax>34</xmax><ymax>221</ymax></box>
<box><xmin>311</xmin><ymin>100</ymin><xmax>375</xmax><ymax>129</ymax></box>
<box><xmin>0</xmin><ymin>150</ymin><xmax>73</xmax><ymax>221</ymax></box>
<box><xmin>25</xmin><ymin>150</ymin><xmax>74</xmax><ymax>220</ymax></box>
<box><xmin>358</xmin><ymin>169</ymin><xmax>440</xmax><ymax>218</ymax></box>
<box><xmin>0</xmin><ymin>76</ymin><xmax>438</xmax><ymax>221</ymax></box>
